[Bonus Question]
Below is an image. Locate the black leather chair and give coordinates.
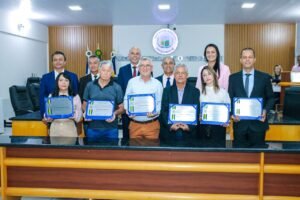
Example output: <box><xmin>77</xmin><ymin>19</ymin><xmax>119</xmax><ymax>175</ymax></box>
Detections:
<box><xmin>9</xmin><ymin>85</ymin><xmax>34</xmax><ymax>116</ymax></box>
<box><xmin>26</xmin><ymin>77</ymin><xmax>41</xmax><ymax>111</ymax></box>
<box><xmin>188</xmin><ymin>77</ymin><xmax>197</xmax><ymax>87</ymax></box>
<box><xmin>27</xmin><ymin>83</ymin><xmax>40</xmax><ymax>111</ymax></box>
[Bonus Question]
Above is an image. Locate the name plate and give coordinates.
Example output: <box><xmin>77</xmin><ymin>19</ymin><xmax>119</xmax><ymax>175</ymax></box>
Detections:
<box><xmin>233</xmin><ymin>98</ymin><xmax>263</xmax><ymax>120</ymax></box>
<box><xmin>200</xmin><ymin>102</ymin><xmax>230</xmax><ymax>125</ymax></box>
<box><xmin>168</xmin><ymin>104</ymin><xmax>197</xmax><ymax>125</ymax></box>
<box><xmin>45</xmin><ymin>96</ymin><xmax>73</xmax><ymax>119</ymax></box>
<box><xmin>85</xmin><ymin>100</ymin><xmax>114</xmax><ymax>120</ymax></box>
<box><xmin>127</xmin><ymin>94</ymin><xmax>156</xmax><ymax>116</ymax></box>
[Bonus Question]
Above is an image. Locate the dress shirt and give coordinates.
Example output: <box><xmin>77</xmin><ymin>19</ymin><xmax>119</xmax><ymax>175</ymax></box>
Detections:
<box><xmin>291</xmin><ymin>65</ymin><xmax>300</xmax><ymax>72</ymax></box>
<box><xmin>124</xmin><ymin>76</ymin><xmax>163</xmax><ymax>122</ymax></box>
<box><xmin>54</xmin><ymin>69</ymin><xmax>65</xmax><ymax>80</ymax></box>
<box><xmin>162</xmin><ymin>74</ymin><xmax>174</xmax><ymax>88</ymax></box>
<box><xmin>243</xmin><ymin>69</ymin><xmax>255</xmax><ymax>97</ymax></box>
<box><xmin>91</xmin><ymin>73</ymin><xmax>99</xmax><ymax>81</ymax></box>
<box><xmin>177</xmin><ymin>87</ymin><xmax>185</xmax><ymax>104</ymax></box>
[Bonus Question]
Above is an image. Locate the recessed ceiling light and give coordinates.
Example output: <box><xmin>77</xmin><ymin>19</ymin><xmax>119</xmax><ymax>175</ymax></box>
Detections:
<box><xmin>69</xmin><ymin>5</ymin><xmax>82</xmax><ymax>11</ymax></box>
<box><xmin>241</xmin><ymin>3</ymin><xmax>256</xmax><ymax>9</ymax></box>
<box><xmin>158</xmin><ymin>4</ymin><xmax>170</xmax><ymax>10</ymax></box>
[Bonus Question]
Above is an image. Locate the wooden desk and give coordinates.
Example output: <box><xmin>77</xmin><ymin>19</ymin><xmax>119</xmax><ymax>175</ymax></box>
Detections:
<box><xmin>0</xmin><ymin>136</ymin><xmax>300</xmax><ymax>200</ymax></box>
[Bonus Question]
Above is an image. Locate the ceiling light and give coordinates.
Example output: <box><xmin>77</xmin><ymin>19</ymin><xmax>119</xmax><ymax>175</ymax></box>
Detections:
<box><xmin>158</xmin><ymin>4</ymin><xmax>170</xmax><ymax>10</ymax></box>
<box><xmin>241</xmin><ymin>3</ymin><xmax>256</xmax><ymax>9</ymax></box>
<box><xmin>69</xmin><ymin>5</ymin><xmax>82</xmax><ymax>11</ymax></box>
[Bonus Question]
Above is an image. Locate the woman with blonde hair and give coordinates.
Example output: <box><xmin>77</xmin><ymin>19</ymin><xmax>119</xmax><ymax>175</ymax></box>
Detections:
<box><xmin>198</xmin><ymin>66</ymin><xmax>230</xmax><ymax>146</ymax></box>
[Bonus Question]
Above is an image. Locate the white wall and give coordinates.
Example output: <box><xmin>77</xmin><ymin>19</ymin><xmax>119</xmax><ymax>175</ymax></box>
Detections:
<box><xmin>0</xmin><ymin>11</ymin><xmax>48</xmax><ymax>122</ymax></box>
<box><xmin>113</xmin><ymin>25</ymin><xmax>224</xmax><ymax>77</ymax></box>
<box><xmin>296</xmin><ymin>23</ymin><xmax>300</xmax><ymax>60</ymax></box>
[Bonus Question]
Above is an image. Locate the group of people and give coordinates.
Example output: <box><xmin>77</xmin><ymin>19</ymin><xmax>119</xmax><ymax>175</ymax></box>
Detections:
<box><xmin>40</xmin><ymin>44</ymin><xmax>275</xmax><ymax>148</ymax></box>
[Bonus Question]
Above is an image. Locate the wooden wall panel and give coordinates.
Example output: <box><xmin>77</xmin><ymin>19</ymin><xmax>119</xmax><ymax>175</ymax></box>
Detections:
<box><xmin>225</xmin><ymin>24</ymin><xmax>295</xmax><ymax>74</ymax></box>
<box><xmin>48</xmin><ymin>26</ymin><xmax>112</xmax><ymax>77</ymax></box>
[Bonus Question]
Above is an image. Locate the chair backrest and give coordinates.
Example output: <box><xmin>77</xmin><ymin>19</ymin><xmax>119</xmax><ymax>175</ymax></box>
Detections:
<box><xmin>28</xmin><ymin>83</ymin><xmax>40</xmax><ymax>111</ymax></box>
<box><xmin>187</xmin><ymin>77</ymin><xmax>197</xmax><ymax>87</ymax></box>
<box><xmin>283</xmin><ymin>86</ymin><xmax>300</xmax><ymax>120</ymax></box>
<box><xmin>26</xmin><ymin>77</ymin><xmax>41</xmax><ymax>88</ymax></box>
<box><xmin>9</xmin><ymin>85</ymin><xmax>34</xmax><ymax>116</ymax></box>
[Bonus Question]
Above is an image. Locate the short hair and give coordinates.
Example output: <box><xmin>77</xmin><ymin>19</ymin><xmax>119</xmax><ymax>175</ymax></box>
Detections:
<box><xmin>240</xmin><ymin>48</ymin><xmax>256</xmax><ymax>58</ymax></box>
<box><xmin>174</xmin><ymin>63</ymin><xmax>189</xmax><ymax>74</ymax></box>
<box><xmin>88</xmin><ymin>55</ymin><xmax>100</xmax><ymax>63</ymax></box>
<box><xmin>138</xmin><ymin>57</ymin><xmax>153</xmax><ymax>67</ymax></box>
<box><xmin>162</xmin><ymin>56</ymin><xmax>176</xmax><ymax>65</ymax></box>
<box><xmin>99</xmin><ymin>60</ymin><xmax>113</xmax><ymax>69</ymax></box>
<box><xmin>129</xmin><ymin>47</ymin><xmax>141</xmax><ymax>54</ymax></box>
<box><xmin>51</xmin><ymin>51</ymin><xmax>66</xmax><ymax>61</ymax></box>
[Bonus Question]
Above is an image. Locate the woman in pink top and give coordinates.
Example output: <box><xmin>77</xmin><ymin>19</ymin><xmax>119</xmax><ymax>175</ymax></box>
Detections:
<box><xmin>196</xmin><ymin>44</ymin><xmax>230</xmax><ymax>91</ymax></box>
<box><xmin>44</xmin><ymin>72</ymin><xmax>82</xmax><ymax>137</ymax></box>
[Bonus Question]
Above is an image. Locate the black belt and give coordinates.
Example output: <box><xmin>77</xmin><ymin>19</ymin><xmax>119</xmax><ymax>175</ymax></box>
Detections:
<box><xmin>130</xmin><ymin>118</ymin><xmax>158</xmax><ymax>124</ymax></box>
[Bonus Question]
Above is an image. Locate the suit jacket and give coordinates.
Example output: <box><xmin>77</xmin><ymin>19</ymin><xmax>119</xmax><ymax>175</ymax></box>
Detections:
<box><xmin>160</xmin><ymin>83</ymin><xmax>200</xmax><ymax>140</ymax></box>
<box><xmin>228</xmin><ymin>70</ymin><xmax>274</xmax><ymax>132</ymax></box>
<box><xmin>156</xmin><ymin>74</ymin><xmax>176</xmax><ymax>88</ymax></box>
<box><xmin>117</xmin><ymin>64</ymin><xmax>133</xmax><ymax>93</ymax></box>
<box><xmin>39</xmin><ymin>70</ymin><xmax>79</xmax><ymax>116</ymax></box>
<box><xmin>79</xmin><ymin>74</ymin><xmax>92</xmax><ymax>101</ymax></box>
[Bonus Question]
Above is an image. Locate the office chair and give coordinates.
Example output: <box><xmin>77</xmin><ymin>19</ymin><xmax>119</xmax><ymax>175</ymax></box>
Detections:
<box><xmin>9</xmin><ymin>85</ymin><xmax>34</xmax><ymax>116</ymax></box>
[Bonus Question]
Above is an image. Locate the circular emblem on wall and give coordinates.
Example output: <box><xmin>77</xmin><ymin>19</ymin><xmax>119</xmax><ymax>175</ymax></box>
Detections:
<box><xmin>152</xmin><ymin>28</ymin><xmax>178</xmax><ymax>55</ymax></box>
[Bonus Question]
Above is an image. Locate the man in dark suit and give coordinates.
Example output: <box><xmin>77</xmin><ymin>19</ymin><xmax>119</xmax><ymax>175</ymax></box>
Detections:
<box><xmin>78</xmin><ymin>55</ymin><xmax>100</xmax><ymax>100</ymax></box>
<box><xmin>39</xmin><ymin>51</ymin><xmax>79</xmax><ymax>117</ymax></box>
<box><xmin>156</xmin><ymin>56</ymin><xmax>176</xmax><ymax>88</ymax></box>
<box><xmin>160</xmin><ymin>64</ymin><xmax>200</xmax><ymax>141</ymax></box>
<box><xmin>228</xmin><ymin>48</ymin><xmax>274</xmax><ymax>148</ymax></box>
<box><xmin>117</xmin><ymin>47</ymin><xmax>141</xmax><ymax>139</ymax></box>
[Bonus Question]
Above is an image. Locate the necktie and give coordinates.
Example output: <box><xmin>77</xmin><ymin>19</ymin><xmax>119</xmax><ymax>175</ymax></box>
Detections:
<box><xmin>166</xmin><ymin>77</ymin><xmax>171</xmax><ymax>88</ymax></box>
<box><xmin>133</xmin><ymin>66</ymin><xmax>137</xmax><ymax>77</ymax></box>
<box><xmin>94</xmin><ymin>75</ymin><xmax>97</xmax><ymax>80</ymax></box>
<box><xmin>244</xmin><ymin>74</ymin><xmax>251</xmax><ymax>97</ymax></box>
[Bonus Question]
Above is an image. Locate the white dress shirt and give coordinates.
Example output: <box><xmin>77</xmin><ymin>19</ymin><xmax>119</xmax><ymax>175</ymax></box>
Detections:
<box><xmin>124</xmin><ymin>76</ymin><xmax>163</xmax><ymax>122</ymax></box>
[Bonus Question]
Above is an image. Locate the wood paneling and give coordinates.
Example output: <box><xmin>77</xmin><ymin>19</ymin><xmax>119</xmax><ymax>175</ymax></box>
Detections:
<box><xmin>8</xmin><ymin>167</ymin><xmax>259</xmax><ymax>195</ymax></box>
<box><xmin>48</xmin><ymin>26</ymin><xmax>112</xmax><ymax>77</ymax></box>
<box><xmin>6</xmin><ymin>148</ymin><xmax>260</xmax><ymax>163</ymax></box>
<box><xmin>265</xmin><ymin>153</ymin><xmax>300</xmax><ymax>164</ymax></box>
<box><xmin>264</xmin><ymin>174</ymin><xmax>300</xmax><ymax>196</ymax></box>
<box><xmin>225</xmin><ymin>24</ymin><xmax>295</xmax><ymax>74</ymax></box>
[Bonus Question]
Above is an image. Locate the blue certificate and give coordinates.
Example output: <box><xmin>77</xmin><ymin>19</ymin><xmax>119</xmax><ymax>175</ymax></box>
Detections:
<box><xmin>168</xmin><ymin>104</ymin><xmax>197</xmax><ymax>125</ymax></box>
<box><xmin>127</xmin><ymin>94</ymin><xmax>156</xmax><ymax>116</ymax></box>
<box><xmin>200</xmin><ymin>102</ymin><xmax>230</xmax><ymax>125</ymax></box>
<box><xmin>85</xmin><ymin>100</ymin><xmax>114</xmax><ymax>120</ymax></box>
<box><xmin>233</xmin><ymin>98</ymin><xmax>263</xmax><ymax>120</ymax></box>
<box><xmin>44</xmin><ymin>96</ymin><xmax>73</xmax><ymax>119</ymax></box>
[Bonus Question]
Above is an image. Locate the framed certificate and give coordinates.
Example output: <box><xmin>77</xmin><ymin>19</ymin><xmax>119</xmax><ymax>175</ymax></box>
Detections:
<box><xmin>168</xmin><ymin>104</ymin><xmax>197</xmax><ymax>125</ymax></box>
<box><xmin>85</xmin><ymin>100</ymin><xmax>115</xmax><ymax>120</ymax></box>
<box><xmin>127</xmin><ymin>94</ymin><xmax>156</xmax><ymax>116</ymax></box>
<box><xmin>233</xmin><ymin>98</ymin><xmax>263</xmax><ymax>120</ymax></box>
<box><xmin>45</xmin><ymin>96</ymin><xmax>73</xmax><ymax>119</ymax></box>
<box><xmin>200</xmin><ymin>102</ymin><xmax>230</xmax><ymax>125</ymax></box>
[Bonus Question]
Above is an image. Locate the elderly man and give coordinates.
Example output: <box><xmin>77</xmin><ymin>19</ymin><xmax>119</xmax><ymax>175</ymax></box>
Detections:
<box><xmin>117</xmin><ymin>47</ymin><xmax>142</xmax><ymax>139</ymax></box>
<box><xmin>78</xmin><ymin>55</ymin><xmax>100</xmax><ymax>101</ymax></box>
<box><xmin>124</xmin><ymin>57</ymin><xmax>163</xmax><ymax>139</ymax></box>
<box><xmin>156</xmin><ymin>56</ymin><xmax>176</xmax><ymax>88</ymax></box>
<box><xmin>229</xmin><ymin>48</ymin><xmax>274</xmax><ymax>148</ymax></box>
<box><xmin>83</xmin><ymin>60</ymin><xmax>124</xmax><ymax>139</ymax></box>
<box><xmin>160</xmin><ymin>64</ymin><xmax>200</xmax><ymax>141</ymax></box>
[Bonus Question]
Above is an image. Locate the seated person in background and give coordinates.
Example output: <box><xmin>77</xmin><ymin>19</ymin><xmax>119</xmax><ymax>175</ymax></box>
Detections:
<box><xmin>156</xmin><ymin>56</ymin><xmax>176</xmax><ymax>88</ymax></box>
<box><xmin>124</xmin><ymin>57</ymin><xmax>163</xmax><ymax>139</ymax></box>
<box><xmin>198</xmin><ymin>66</ymin><xmax>230</xmax><ymax>147</ymax></box>
<box><xmin>160</xmin><ymin>64</ymin><xmax>200</xmax><ymax>141</ymax></box>
<box><xmin>83</xmin><ymin>61</ymin><xmax>124</xmax><ymax>139</ymax></box>
<box><xmin>44</xmin><ymin>72</ymin><xmax>82</xmax><ymax>137</ymax></box>
<box><xmin>291</xmin><ymin>55</ymin><xmax>300</xmax><ymax>72</ymax></box>
<box><xmin>271</xmin><ymin>64</ymin><xmax>282</xmax><ymax>106</ymax></box>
